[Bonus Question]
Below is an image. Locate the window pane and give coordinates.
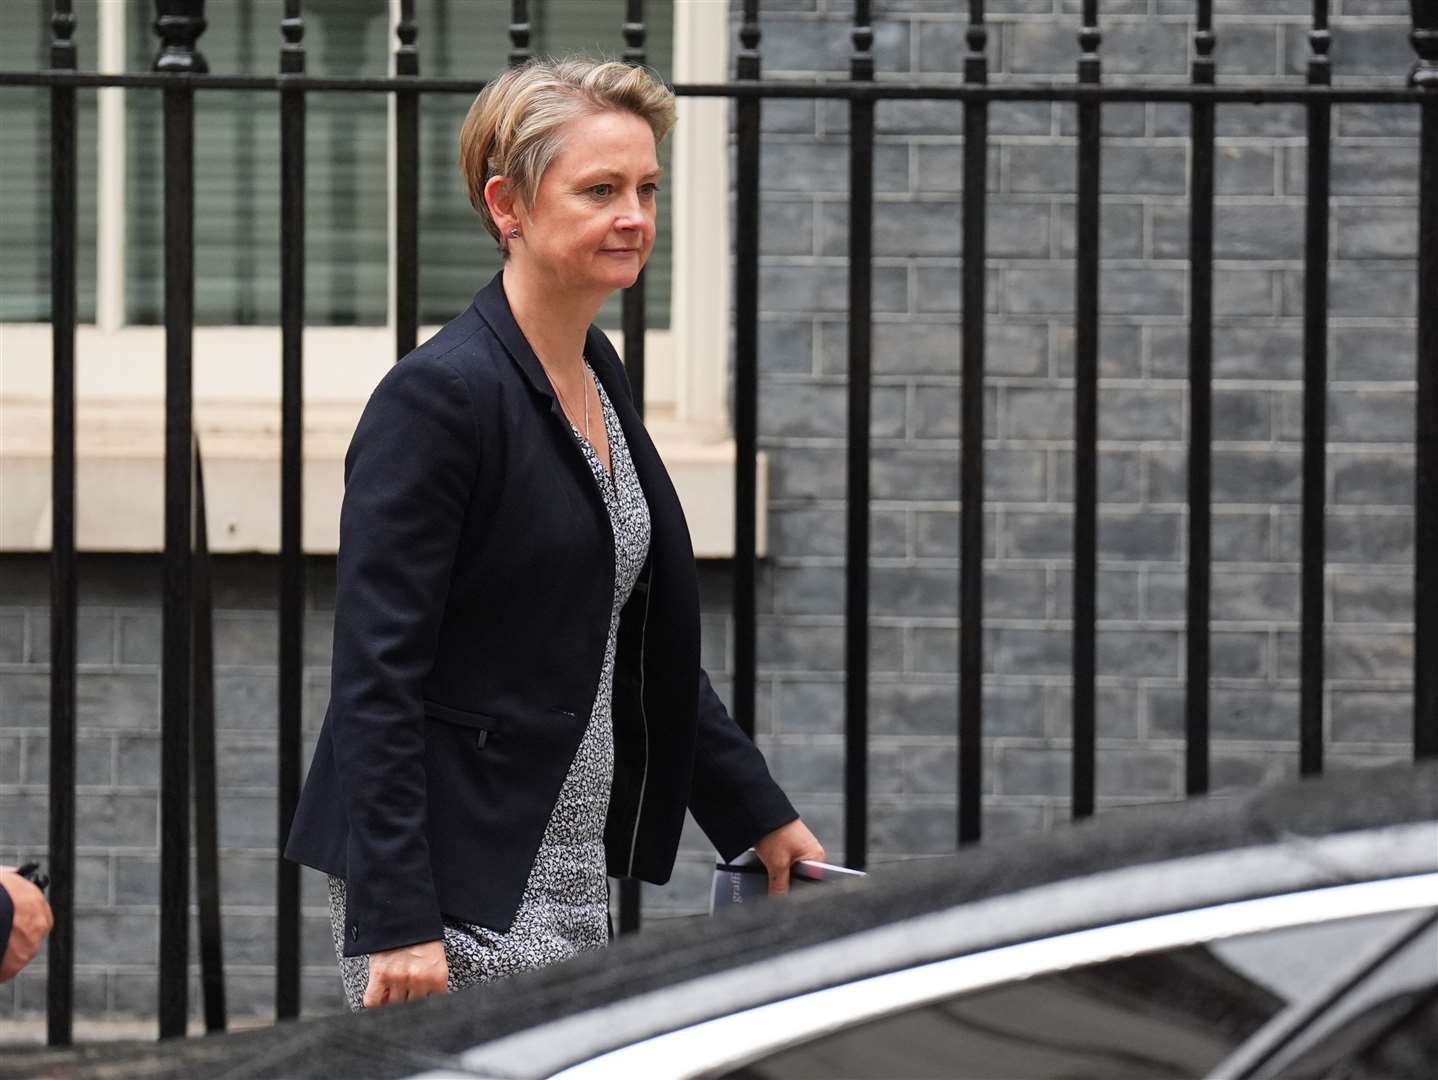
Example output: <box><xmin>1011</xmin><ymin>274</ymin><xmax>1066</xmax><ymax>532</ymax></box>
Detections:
<box><xmin>0</xmin><ymin>1</ymin><xmax>100</xmax><ymax>322</ymax></box>
<box><xmin>417</xmin><ymin>0</ymin><xmax>673</xmax><ymax>329</ymax></box>
<box><xmin>124</xmin><ymin>0</ymin><xmax>389</xmax><ymax>325</ymax></box>
<box><xmin>726</xmin><ymin>948</ymin><xmax>1284</xmax><ymax>1080</ymax></box>
<box><xmin>1243</xmin><ymin>918</ymin><xmax>1438</xmax><ymax>1080</ymax></box>
<box><xmin>721</xmin><ymin>914</ymin><xmax>1426</xmax><ymax>1080</ymax></box>
<box><xmin>1293</xmin><ymin>990</ymin><xmax>1438</xmax><ymax>1080</ymax></box>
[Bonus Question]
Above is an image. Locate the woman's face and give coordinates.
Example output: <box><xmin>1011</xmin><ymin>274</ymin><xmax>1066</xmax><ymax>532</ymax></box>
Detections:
<box><xmin>515</xmin><ymin>109</ymin><xmax>660</xmax><ymax>297</ymax></box>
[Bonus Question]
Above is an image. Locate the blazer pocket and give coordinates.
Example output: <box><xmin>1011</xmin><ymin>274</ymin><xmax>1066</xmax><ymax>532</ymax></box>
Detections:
<box><xmin>421</xmin><ymin>697</ymin><xmax>505</xmax><ymax>731</ymax></box>
<box><xmin>422</xmin><ymin>698</ymin><xmax>507</xmax><ymax>749</ymax></box>
<box><xmin>422</xmin><ymin>701</ymin><xmax>590</xmax><ymax>929</ymax></box>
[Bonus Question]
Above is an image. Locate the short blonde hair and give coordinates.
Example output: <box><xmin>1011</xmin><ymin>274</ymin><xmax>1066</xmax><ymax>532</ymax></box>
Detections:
<box><xmin>459</xmin><ymin>56</ymin><xmax>677</xmax><ymax>255</ymax></box>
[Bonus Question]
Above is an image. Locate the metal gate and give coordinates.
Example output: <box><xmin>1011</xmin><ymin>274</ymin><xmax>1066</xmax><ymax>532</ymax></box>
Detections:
<box><xmin>2</xmin><ymin>0</ymin><xmax>1434</xmax><ymax>1044</ymax></box>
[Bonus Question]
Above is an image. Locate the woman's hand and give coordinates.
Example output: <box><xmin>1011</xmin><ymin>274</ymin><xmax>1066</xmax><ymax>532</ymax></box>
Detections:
<box><xmin>0</xmin><ymin>866</ymin><xmax>54</xmax><ymax>982</ymax></box>
<box><xmin>364</xmin><ymin>938</ymin><xmax>448</xmax><ymax>1008</ymax></box>
<box><xmin>753</xmin><ymin>819</ymin><xmax>826</xmax><ymax>896</ymax></box>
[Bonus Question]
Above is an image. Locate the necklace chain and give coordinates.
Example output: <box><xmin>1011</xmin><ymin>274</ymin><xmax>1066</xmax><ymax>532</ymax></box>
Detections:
<box><xmin>545</xmin><ymin>357</ymin><xmax>591</xmax><ymax>442</ymax></box>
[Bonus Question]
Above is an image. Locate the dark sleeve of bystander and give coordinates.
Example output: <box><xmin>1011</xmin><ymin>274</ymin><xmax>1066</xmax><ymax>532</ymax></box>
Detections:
<box><xmin>0</xmin><ymin>883</ymin><xmax>12</xmax><ymax>959</ymax></box>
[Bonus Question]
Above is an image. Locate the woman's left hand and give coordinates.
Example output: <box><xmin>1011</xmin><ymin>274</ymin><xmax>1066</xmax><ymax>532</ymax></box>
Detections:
<box><xmin>753</xmin><ymin>819</ymin><xmax>826</xmax><ymax>895</ymax></box>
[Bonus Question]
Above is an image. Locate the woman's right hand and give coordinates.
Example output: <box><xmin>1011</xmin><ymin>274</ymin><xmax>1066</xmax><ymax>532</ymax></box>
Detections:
<box><xmin>364</xmin><ymin>938</ymin><xmax>448</xmax><ymax>1008</ymax></box>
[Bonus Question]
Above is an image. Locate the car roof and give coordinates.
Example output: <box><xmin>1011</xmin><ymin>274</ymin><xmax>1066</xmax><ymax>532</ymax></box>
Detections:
<box><xmin>3</xmin><ymin>761</ymin><xmax>1434</xmax><ymax>1080</ymax></box>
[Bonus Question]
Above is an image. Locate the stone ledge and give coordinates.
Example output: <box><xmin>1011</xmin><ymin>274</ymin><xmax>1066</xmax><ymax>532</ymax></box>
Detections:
<box><xmin>0</xmin><ymin>399</ymin><xmax>767</xmax><ymax>559</ymax></box>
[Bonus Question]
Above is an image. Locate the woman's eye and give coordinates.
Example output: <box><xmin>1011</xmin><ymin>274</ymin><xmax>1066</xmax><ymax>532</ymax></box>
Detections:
<box><xmin>641</xmin><ymin>183</ymin><xmax>659</xmax><ymax>198</ymax></box>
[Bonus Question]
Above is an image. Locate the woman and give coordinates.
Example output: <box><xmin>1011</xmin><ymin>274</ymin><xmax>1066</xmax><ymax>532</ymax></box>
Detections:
<box><xmin>284</xmin><ymin>57</ymin><xmax>824</xmax><ymax>1012</ymax></box>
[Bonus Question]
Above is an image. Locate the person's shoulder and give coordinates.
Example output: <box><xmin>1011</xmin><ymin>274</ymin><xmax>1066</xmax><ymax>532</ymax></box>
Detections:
<box><xmin>400</xmin><ymin>306</ymin><xmax>486</xmax><ymax>374</ymax></box>
<box><xmin>368</xmin><ymin>346</ymin><xmax>468</xmax><ymax>410</ymax></box>
<box><xmin>354</xmin><ymin>330</ymin><xmax>481</xmax><ymax>444</ymax></box>
<box><xmin>374</xmin><ymin>307</ymin><xmax>506</xmax><ymax>403</ymax></box>
<box><xmin>405</xmin><ymin>303</ymin><xmax>524</xmax><ymax>394</ymax></box>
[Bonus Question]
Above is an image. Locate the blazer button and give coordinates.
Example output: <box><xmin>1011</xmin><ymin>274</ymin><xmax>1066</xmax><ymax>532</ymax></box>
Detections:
<box><xmin>350</xmin><ymin>924</ymin><xmax>358</xmax><ymax>942</ymax></box>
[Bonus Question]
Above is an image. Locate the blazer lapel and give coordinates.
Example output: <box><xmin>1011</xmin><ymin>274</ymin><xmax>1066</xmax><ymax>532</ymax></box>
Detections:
<box><xmin>471</xmin><ymin>269</ymin><xmax>563</xmax><ymax>409</ymax></box>
<box><xmin>585</xmin><ymin>325</ymin><xmax>694</xmax><ymax>562</ymax></box>
<box><xmin>470</xmin><ymin>268</ymin><xmax>693</xmax><ymax>565</ymax></box>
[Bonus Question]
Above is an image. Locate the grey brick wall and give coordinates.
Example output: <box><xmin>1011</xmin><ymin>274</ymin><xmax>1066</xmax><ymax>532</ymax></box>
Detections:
<box><xmin>0</xmin><ymin>0</ymin><xmax>1422</xmax><ymax>1029</ymax></box>
<box><xmin>723</xmin><ymin>0</ymin><xmax>1419</xmax><ymax>872</ymax></box>
<box><xmin>0</xmin><ymin>556</ymin><xmax>347</xmax><ymax>1025</ymax></box>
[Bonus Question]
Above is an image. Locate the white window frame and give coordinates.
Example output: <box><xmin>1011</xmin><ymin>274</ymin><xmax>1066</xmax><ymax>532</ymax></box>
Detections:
<box><xmin>0</xmin><ymin>0</ymin><xmax>762</xmax><ymax>558</ymax></box>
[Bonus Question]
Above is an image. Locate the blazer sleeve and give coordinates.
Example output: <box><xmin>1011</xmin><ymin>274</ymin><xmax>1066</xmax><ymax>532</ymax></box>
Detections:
<box><xmin>687</xmin><ymin>668</ymin><xmax>800</xmax><ymax>860</ymax></box>
<box><xmin>329</xmin><ymin>356</ymin><xmax>478</xmax><ymax>956</ymax></box>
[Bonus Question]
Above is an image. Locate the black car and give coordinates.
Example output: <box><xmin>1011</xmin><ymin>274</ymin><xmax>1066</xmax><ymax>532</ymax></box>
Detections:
<box><xmin>5</xmin><ymin>761</ymin><xmax>1435</xmax><ymax>1079</ymax></box>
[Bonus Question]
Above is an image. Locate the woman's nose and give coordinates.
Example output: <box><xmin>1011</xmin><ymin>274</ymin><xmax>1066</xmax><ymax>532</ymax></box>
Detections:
<box><xmin>613</xmin><ymin>192</ymin><xmax>650</xmax><ymax>230</ymax></box>
<box><xmin>613</xmin><ymin>213</ymin><xmax>649</xmax><ymax>236</ymax></box>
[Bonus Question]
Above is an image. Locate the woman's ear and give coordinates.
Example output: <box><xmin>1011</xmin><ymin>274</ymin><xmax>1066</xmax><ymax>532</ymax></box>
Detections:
<box><xmin>484</xmin><ymin>175</ymin><xmax>522</xmax><ymax>235</ymax></box>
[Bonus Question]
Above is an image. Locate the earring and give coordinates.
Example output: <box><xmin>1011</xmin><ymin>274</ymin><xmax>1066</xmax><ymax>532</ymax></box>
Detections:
<box><xmin>508</xmin><ymin>227</ymin><xmax>520</xmax><ymax>238</ymax></box>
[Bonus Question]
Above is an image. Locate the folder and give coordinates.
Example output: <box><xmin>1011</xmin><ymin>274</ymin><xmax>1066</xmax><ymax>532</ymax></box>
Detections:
<box><xmin>710</xmin><ymin>848</ymin><xmax>866</xmax><ymax>915</ymax></box>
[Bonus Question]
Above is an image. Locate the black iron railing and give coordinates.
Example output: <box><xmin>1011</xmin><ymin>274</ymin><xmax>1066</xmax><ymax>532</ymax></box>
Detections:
<box><xmin>41</xmin><ymin>2</ymin><xmax>77</xmax><ymax>1049</ymax></box>
<box><xmin>3</xmin><ymin>0</ymin><xmax>1435</xmax><ymax>1045</ymax></box>
<box><xmin>1185</xmin><ymin>0</ymin><xmax>1215</xmax><ymax>801</ymax></box>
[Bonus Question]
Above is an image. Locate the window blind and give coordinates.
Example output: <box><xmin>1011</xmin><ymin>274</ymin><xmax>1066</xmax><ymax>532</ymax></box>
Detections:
<box><xmin>125</xmin><ymin>0</ymin><xmax>390</xmax><ymax>325</ymax></box>
<box><xmin>2</xmin><ymin>2</ymin><xmax>673</xmax><ymax>329</ymax></box>
<box><xmin>119</xmin><ymin>0</ymin><xmax>673</xmax><ymax>329</ymax></box>
<box><xmin>0</xmin><ymin>0</ymin><xmax>99</xmax><ymax>323</ymax></box>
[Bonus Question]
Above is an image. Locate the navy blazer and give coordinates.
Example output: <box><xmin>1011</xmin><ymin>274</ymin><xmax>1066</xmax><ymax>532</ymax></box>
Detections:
<box><xmin>284</xmin><ymin>270</ymin><xmax>798</xmax><ymax>957</ymax></box>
